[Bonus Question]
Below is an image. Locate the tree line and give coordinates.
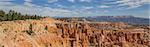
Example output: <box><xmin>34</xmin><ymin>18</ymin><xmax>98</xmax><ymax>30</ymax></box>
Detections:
<box><xmin>0</xmin><ymin>10</ymin><xmax>44</xmax><ymax>21</ymax></box>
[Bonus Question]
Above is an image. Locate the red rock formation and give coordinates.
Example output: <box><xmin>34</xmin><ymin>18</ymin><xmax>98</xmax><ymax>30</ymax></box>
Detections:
<box><xmin>0</xmin><ymin>18</ymin><xmax>149</xmax><ymax>47</ymax></box>
<box><xmin>55</xmin><ymin>22</ymin><xmax>150</xmax><ymax>47</ymax></box>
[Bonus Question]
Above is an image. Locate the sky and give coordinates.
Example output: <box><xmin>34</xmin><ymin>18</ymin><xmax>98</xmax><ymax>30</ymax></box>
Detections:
<box><xmin>0</xmin><ymin>0</ymin><xmax>149</xmax><ymax>18</ymax></box>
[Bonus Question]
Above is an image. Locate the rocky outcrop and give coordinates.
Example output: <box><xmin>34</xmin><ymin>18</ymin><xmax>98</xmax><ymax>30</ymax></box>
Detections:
<box><xmin>0</xmin><ymin>18</ymin><xmax>149</xmax><ymax>47</ymax></box>
<box><xmin>0</xmin><ymin>18</ymin><xmax>63</xmax><ymax>47</ymax></box>
<box><xmin>55</xmin><ymin>22</ymin><xmax>150</xmax><ymax>47</ymax></box>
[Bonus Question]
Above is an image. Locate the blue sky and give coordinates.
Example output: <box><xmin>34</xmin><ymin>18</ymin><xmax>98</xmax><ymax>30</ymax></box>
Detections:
<box><xmin>0</xmin><ymin>0</ymin><xmax>149</xmax><ymax>18</ymax></box>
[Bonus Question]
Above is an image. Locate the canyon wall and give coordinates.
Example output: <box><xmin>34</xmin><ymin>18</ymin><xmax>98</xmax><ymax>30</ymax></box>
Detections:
<box><xmin>0</xmin><ymin>18</ymin><xmax>149</xmax><ymax>47</ymax></box>
<box><xmin>55</xmin><ymin>22</ymin><xmax>150</xmax><ymax>47</ymax></box>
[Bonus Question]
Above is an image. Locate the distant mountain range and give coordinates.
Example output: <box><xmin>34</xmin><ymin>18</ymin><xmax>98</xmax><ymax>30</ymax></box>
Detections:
<box><xmin>55</xmin><ymin>16</ymin><xmax>150</xmax><ymax>25</ymax></box>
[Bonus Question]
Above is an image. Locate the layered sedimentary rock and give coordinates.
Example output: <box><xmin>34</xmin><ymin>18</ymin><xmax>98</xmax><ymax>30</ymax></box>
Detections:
<box><xmin>56</xmin><ymin>22</ymin><xmax>150</xmax><ymax>47</ymax></box>
<box><xmin>0</xmin><ymin>18</ymin><xmax>63</xmax><ymax>47</ymax></box>
<box><xmin>0</xmin><ymin>18</ymin><xmax>149</xmax><ymax>47</ymax></box>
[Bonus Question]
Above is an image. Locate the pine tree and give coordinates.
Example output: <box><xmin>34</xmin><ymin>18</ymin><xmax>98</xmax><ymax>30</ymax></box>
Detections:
<box><xmin>6</xmin><ymin>14</ymin><xmax>9</xmax><ymax>21</ymax></box>
<box><xmin>11</xmin><ymin>12</ymin><xmax>14</xmax><ymax>20</ymax></box>
<box><xmin>34</xmin><ymin>15</ymin><xmax>37</xmax><ymax>19</ymax></box>
<box><xmin>0</xmin><ymin>10</ymin><xmax>5</xmax><ymax>20</ymax></box>
<box><xmin>0</xmin><ymin>10</ymin><xmax>5</xmax><ymax>16</ymax></box>
<box><xmin>0</xmin><ymin>10</ymin><xmax>43</xmax><ymax>21</ymax></box>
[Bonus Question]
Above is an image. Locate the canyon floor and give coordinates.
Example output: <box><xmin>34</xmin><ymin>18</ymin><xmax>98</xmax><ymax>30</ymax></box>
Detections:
<box><xmin>0</xmin><ymin>18</ymin><xmax>149</xmax><ymax>47</ymax></box>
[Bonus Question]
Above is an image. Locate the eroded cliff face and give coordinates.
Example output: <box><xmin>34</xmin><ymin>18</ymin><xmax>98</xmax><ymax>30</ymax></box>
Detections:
<box><xmin>0</xmin><ymin>18</ymin><xmax>149</xmax><ymax>47</ymax></box>
<box><xmin>0</xmin><ymin>18</ymin><xmax>63</xmax><ymax>47</ymax></box>
<box><xmin>55</xmin><ymin>22</ymin><xmax>150</xmax><ymax>47</ymax></box>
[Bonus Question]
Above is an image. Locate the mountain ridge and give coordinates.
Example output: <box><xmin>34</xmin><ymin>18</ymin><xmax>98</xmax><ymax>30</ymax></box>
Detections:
<box><xmin>55</xmin><ymin>16</ymin><xmax>150</xmax><ymax>25</ymax></box>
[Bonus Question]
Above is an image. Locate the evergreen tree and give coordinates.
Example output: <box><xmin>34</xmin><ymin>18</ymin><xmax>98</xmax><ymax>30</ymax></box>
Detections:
<box><xmin>0</xmin><ymin>10</ymin><xmax>43</xmax><ymax>21</ymax></box>
<box><xmin>6</xmin><ymin>14</ymin><xmax>9</xmax><ymax>21</ymax></box>
<box><xmin>0</xmin><ymin>10</ymin><xmax>5</xmax><ymax>20</ymax></box>
<box><xmin>11</xmin><ymin>12</ymin><xmax>14</xmax><ymax>20</ymax></box>
<box><xmin>0</xmin><ymin>10</ymin><xmax>5</xmax><ymax>16</ymax></box>
<box><xmin>34</xmin><ymin>15</ymin><xmax>37</xmax><ymax>19</ymax></box>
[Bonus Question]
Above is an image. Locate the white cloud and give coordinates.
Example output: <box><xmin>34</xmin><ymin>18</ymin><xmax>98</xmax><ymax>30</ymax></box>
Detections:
<box><xmin>80</xmin><ymin>0</ymin><xmax>92</xmax><ymax>2</ymax></box>
<box><xmin>0</xmin><ymin>0</ymin><xmax>14</xmax><ymax>1</ymax></box>
<box><xmin>0</xmin><ymin>1</ymin><xmax>78</xmax><ymax>17</ymax></box>
<box><xmin>68</xmin><ymin>0</ymin><xmax>92</xmax><ymax>2</ymax></box>
<box><xmin>40</xmin><ymin>7</ymin><xmax>76</xmax><ymax>16</ymax></box>
<box><xmin>54</xmin><ymin>3</ymin><xmax>67</xmax><ymax>8</ymax></box>
<box><xmin>0</xmin><ymin>0</ymin><xmax>109</xmax><ymax>17</ymax></box>
<box><xmin>23</xmin><ymin>2</ymin><xmax>41</xmax><ymax>7</ymax></box>
<box><xmin>98</xmin><ymin>5</ymin><xmax>110</xmax><ymax>8</ymax></box>
<box><xmin>68</xmin><ymin>0</ymin><xmax>75</xmax><ymax>2</ymax></box>
<box><xmin>112</xmin><ymin>0</ymin><xmax>150</xmax><ymax>9</ymax></box>
<box><xmin>48</xmin><ymin>0</ymin><xmax>58</xmax><ymax>3</ymax></box>
<box><xmin>0</xmin><ymin>2</ymin><xmax>15</xmax><ymax>6</ymax></box>
<box><xmin>24</xmin><ymin>0</ymin><xmax>32</xmax><ymax>2</ymax></box>
<box><xmin>82</xmin><ymin>6</ymin><xmax>93</xmax><ymax>10</ymax></box>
